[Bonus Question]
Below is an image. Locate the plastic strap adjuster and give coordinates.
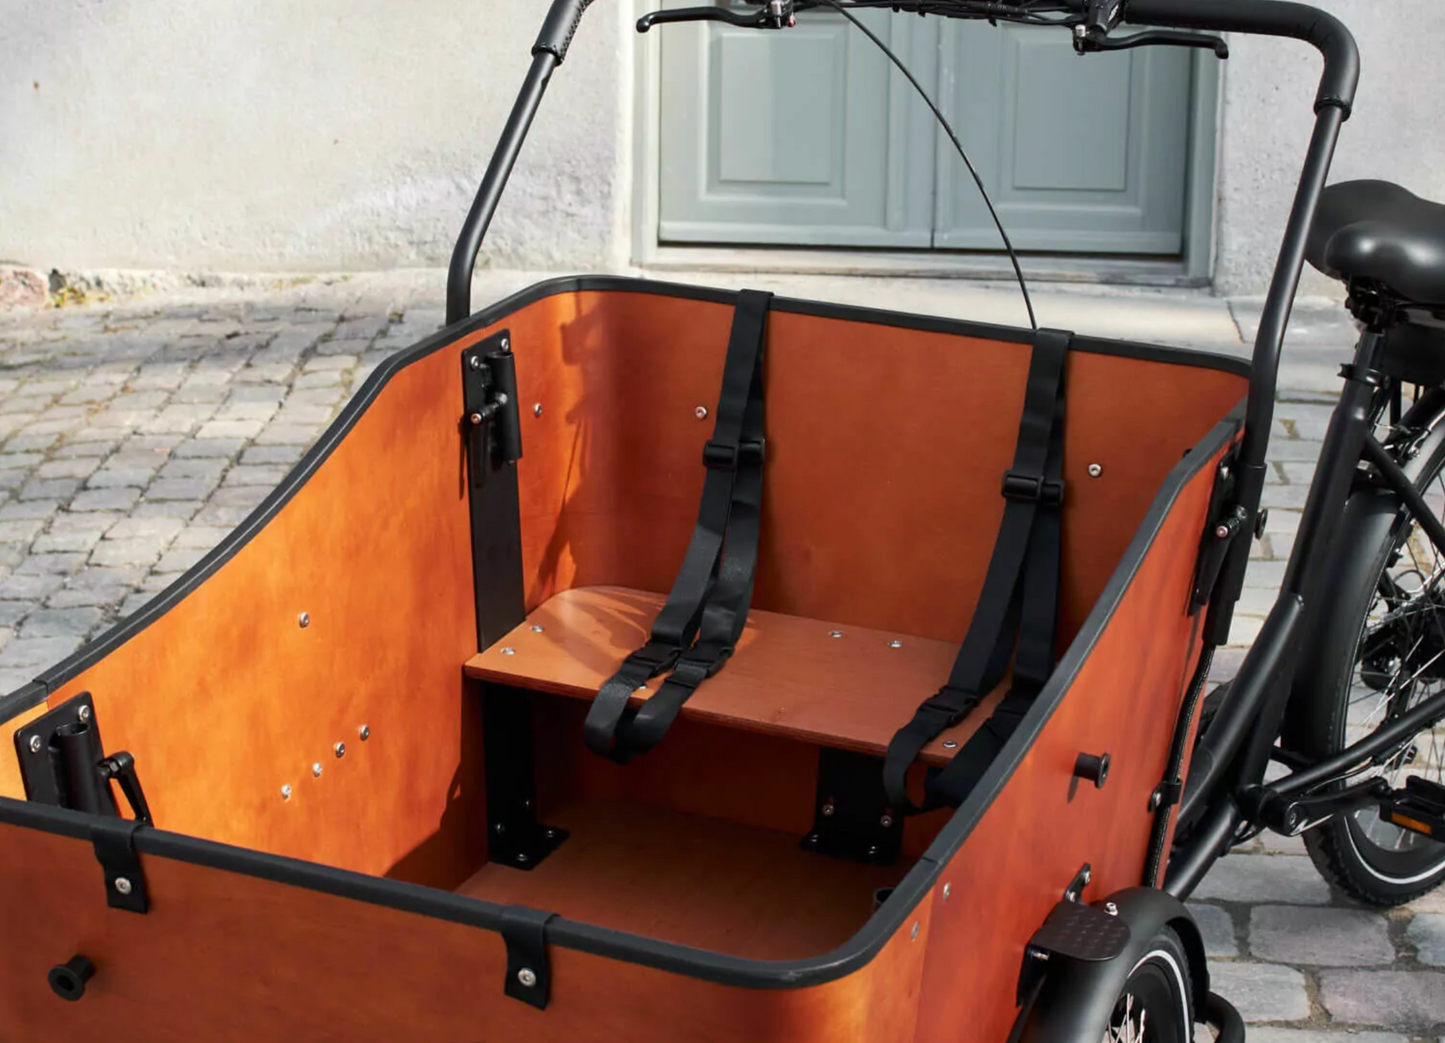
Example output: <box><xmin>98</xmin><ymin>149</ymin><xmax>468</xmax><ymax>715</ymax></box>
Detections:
<box><xmin>622</xmin><ymin>642</ymin><xmax>682</xmax><ymax>678</ymax></box>
<box><xmin>668</xmin><ymin>644</ymin><xmax>734</xmax><ymax>691</ymax></box>
<box><xmin>703</xmin><ymin>438</ymin><xmax>766</xmax><ymax>472</ymax></box>
<box><xmin>1002</xmin><ymin>470</ymin><xmax>1065</xmax><ymax>506</ymax></box>
<box><xmin>917</xmin><ymin>689</ymin><xmax>976</xmax><ymax>731</ymax></box>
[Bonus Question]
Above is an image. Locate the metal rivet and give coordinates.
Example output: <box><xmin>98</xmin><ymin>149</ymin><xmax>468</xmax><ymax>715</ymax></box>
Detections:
<box><xmin>28</xmin><ymin>734</ymin><xmax>42</xmax><ymax>754</ymax></box>
<box><xmin>1215</xmin><ymin>523</ymin><xmax>1231</xmax><ymax>539</ymax></box>
<box><xmin>821</xmin><ymin>803</ymin><xmax>835</xmax><ymax>817</ymax></box>
<box><xmin>943</xmin><ymin>883</ymin><xmax>952</xmax><ymax>901</ymax></box>
<box><xmin>114</xmin><ymin>877</ymin><xmax>132</xmax><ymax>895</ymax></box>
<box><xmin>281</xmin><ymin>785</ymin><xmax>292</xmax><ymax>801</ymax></box>
<box><xmin>516</xmin><ymin>853</ymin><xmax>529</xmax><ymax>864</ymax></box>
<box><xmin>1087</xmin><ymin>463</ymin><xmax>1103</xmax><ymax>478</ymax></box>
<box><xmin>494</xmin><ymin>822</ymin><xmax>506</xmax><ymax>835</ymax></box>
<box><xmin>867</xmin><ymin>844</ymin><xmax>879</xmax><ymax>858</ymax></box>
<box><xmin>1105</xmin><ymin>902</ymin><xmax>1119</xmax><ymax>916</ymax></box>
<box><xmin>1148</xmin><ymin>790</ymin><xmax>1162</xmax><ymax>811</ymax></box>
<box><xmin>359</xmin><ymin>725</ymin><xmax>370</xmax><ymax>741</ymax></box>
<box><xmin>500</xmin><ymin>338</ymin><xmax>510</xmax><ymax>353</ymax></box>
<box><xmin>469</xmin><ymin>412</ymin><xmax>483</xmax><ymax>426</ymax></box>
<box><xmin>910</xmin><ymin>921</ymin><xmax>920</xmax><ymax>940</ymax></box>
<box><xmin>533</xmin><ymin>403</ymin><xmax>543</xmax><ymax>417</ymax></box>
<box><xmin>298</xmin><ymin>612</ymin><xmax>310</xmax><ymax>628</ymax></box>
<box><xmin>880</xmin><ymin>814</ymin><xmax>894</xmax><ymax>829</ymax></box>
<box><xmin>334</xmin><ymin>742</ymin><xmax>346</xmax><ymax>759</ymax></box>
<box><xmin>517</xmin><ymin>968</ymin><xmax>537</xmax><ymax>988</ymax></box>
<box><xmin>887</xmin><ymin>640</ymin><xmax>903</xmax><ymax>649</ymax></box>
<box><xmin>468</xmin><ymin>355</ymin><xmax>484</xmax><ymax>370</ymax></box>
<box><xmin>942</xmin><ymin>739</ymin><xmax>959</xmax><ymax>750</ymax></box>
<box><xmin>545</xmin><ymin>829</ymin><xmax>558</xmax><ymax>839</ymax></box>
<box><xmin>531</xmin><ymin>625</ymin><xmax>545</xmax><ymax>633</ymax></box>
<box><xmin>695</xmin><ymin>406</ymin><xmax>708</xmax><ymax>420</ymax></box>
<box><xmin>312</xmin><ymin>763</ymin><xmax>323</xmax><ymax>778</ymax></box>
<box><xmin>635</xmin><ymin>684</ymin><xmax>648</xmax><ymax>692</ymax></box>
<box><xmin>77</xmin><ymin>705</ymin><xmax>92</xmax><ymax>724</ymax></box>
<box><xmin>501</xmin><ymin>647</ymin><xmax>516</xmax><ymax>656</ymax></box>
<box><xmin>828</xmin><ymin>630</ymin><xmax>844</xmax><ymax>639</ymax></box>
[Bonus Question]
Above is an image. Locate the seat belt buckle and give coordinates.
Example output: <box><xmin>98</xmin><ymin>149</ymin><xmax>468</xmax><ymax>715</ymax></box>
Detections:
<box><xmin>1002</xmin><ymin>469</ymin><xmax>1065</xmax><ymax>506</ymax></box>
<box><xmin>703</xmin><ymin>438</ymin><xmax>766</xmax><ymax>472</ymax></box>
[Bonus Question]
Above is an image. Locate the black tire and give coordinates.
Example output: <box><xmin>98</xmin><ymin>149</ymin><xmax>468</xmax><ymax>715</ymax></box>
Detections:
<box><xmin>1284</xmin><ymin>418</ymin><xmax>1445</xmax><ymax>906</ymax></box>
<box><xmin>1105</xmin><ymin>927</ymin><xmax>1195</xmax><ymax>1043</ymax></box>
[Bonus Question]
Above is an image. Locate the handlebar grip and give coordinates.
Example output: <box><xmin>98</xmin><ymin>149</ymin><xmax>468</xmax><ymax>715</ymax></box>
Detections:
<box><xmin>534</xmin><ymin>0</ymin><xmax>597</xmax><ymax>64</ymax></box>
<box><xmin>1125</xmin><ymin>0</ymin><xmax>1358</xmax><ymax>115</ymax></box>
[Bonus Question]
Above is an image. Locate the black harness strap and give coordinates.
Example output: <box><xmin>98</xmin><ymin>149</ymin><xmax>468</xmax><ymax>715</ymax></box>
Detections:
<box><xmin>882</xmin><ymin>328</ymin><xmax>1070</xmax><ymax>814</ymax></box>
<box><xmin>583</xmin><ymin>290</ymin><xmax>772</xmax><ymax>762</ymax></box>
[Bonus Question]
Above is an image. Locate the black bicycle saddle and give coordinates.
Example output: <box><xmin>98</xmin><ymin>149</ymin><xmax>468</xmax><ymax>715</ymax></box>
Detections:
<box><xmin>1307</xmin><ymin>180</ymin><xmax>1445</xmax><ymax>306</ymax></box>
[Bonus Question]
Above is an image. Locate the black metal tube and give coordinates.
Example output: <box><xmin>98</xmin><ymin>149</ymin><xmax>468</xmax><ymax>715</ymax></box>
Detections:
<box><xmin>1163</xmin><ymin>798</ymin><xmax>1242</xmax><ymax>900</ymax></box>
<box><xmin>1274</xmin><ymin>685</ymin><xmax>1445</xmax><ymax>798</ymax></box>
<box><xmin>49</xmin><ymin>722</ymin><xmax>116</xmax><ymax>817</ymax></box>
<box><xmin>446</xmin><ymin>51</ymin><xmax>559</xmax><ymax>327</ymax></box>
<box><xmin>1362</xmin><ymin>434</ymin><xmax>1445</xmax><ymax>559</ymax></box>
<box><xmin>1179</xmin><ymin>593</ymin><xmax>1304</xmax><ymax>826</ymax></box>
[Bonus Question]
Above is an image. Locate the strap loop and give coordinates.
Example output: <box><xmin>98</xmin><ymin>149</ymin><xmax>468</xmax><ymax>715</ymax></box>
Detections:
<box><xmin>703</xmin><ymin>437</ymin><xmax>766</xmax><ymax>472</ymax></box>
<box><xmin>1001</xmin><ymin>470</ymin><xmax>1065</xmax><ymax>506</ymax></box>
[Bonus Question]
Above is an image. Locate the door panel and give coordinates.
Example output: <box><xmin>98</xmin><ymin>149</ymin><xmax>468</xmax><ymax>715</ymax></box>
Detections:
<box><xmin>658</xmin><ymin>4</ymin><xmax>936</xmax><ymax>247</ymax></box>
<box><xmin>933</xmin><ymin>23</ymin><xmax>1193</xmax><ymax>254</ymax></box>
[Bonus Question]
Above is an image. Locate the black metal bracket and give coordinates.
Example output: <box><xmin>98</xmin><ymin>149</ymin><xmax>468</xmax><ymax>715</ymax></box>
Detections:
<box><xmin>91</xmin><ymin>817</ymin><xmax>148</xmax><ymax>914</ymax></box>
<box><xmin>461</xmin><ymin>329</ymin><xmax>524</xmax><ymax>489</ymax></box>
<box><xmin>1190</xmin><ymin>454</ymin><xmax>1243</xmax><ymax>613</ymax></box>
<box><xmin>482</xmin><ymin>686</ymin><xmax>568</xmax><ymax>871</ymax></box>
<box><xmin>801</xmin><ymin>747</ymin><xmax>903</xmax><ymax>866</ymax></box>
<box><xmin>501</xmin><ymin>906</ymin><xmax>557</xmax><ymax>1009</ymax></box>
<box><xmin>14</xmin><ymin>692</ymin><xmax>152</xmax><ymax>826</ymax></box>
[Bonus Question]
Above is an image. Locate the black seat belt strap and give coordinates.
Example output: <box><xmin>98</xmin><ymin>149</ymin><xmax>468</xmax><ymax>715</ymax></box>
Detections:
<box><xmin>584</xmin><ymin>290</ymin><xmax>772</xmax><ymax>762</ymax></box>
<box><xmin>881</xmin><ymin>329</ymin><xmax>1070</xmax><ymax>813</ymax></box>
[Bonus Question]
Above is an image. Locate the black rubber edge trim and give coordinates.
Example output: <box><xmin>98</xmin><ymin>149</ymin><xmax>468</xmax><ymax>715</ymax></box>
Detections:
<box><xmin>0</xmin><ymin>275</ymin><xmax>1246</xmax><ymax>992</ymax></box>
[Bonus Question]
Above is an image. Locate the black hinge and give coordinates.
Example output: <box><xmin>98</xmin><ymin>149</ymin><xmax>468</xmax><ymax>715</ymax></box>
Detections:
<box><xmin>91</xmin><ymin>818</ymin><xmax>148</xmax><ymax>914</ymax></box>
<box><xmin>501</xmin><ymin>906</ymin><xmax>556</xmax><ymax>1009</ymax></box>
<box><xmin>801</xmin><ymin>747</ymin><xmax>903</xmax><ymax>866</ymax></box>
<box><xmin>461</xmin><ymin>329</ymin><xmax>524</xmax><ymax>489</ymax></box>
<box><xmin>1190</xmin><ymin>454</ymin><xmax>1244</xmax><ymax>612</ymax></box>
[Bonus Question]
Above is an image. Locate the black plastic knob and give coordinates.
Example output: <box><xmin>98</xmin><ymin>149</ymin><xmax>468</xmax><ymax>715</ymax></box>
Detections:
<box><xmin>1074</xmin><ymin>752</ymin><xmax>1111</xmax><ymax>790</ymax></box>
<box><xmin>48</xmin><ymin>956</ymin><xmax>95</xmax><ymax>1002</ymax></box>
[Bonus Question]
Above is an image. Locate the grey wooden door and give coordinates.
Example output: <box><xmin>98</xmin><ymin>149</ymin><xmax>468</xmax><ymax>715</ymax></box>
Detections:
<box><xmin>657</xmin><ymin>9</ymin><xmax>1199</xmax><ymax>255</ymax></box>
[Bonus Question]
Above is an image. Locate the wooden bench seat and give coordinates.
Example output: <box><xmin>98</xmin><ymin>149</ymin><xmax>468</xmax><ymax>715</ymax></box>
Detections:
<box><xmin>464</xmin><ymin>585</ymin><xmax>1005</xmax><ymax>766</ymax></box>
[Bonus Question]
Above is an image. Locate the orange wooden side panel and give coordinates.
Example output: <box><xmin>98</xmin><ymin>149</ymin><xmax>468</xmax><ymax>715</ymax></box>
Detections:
<box><xmin>0</xmin><ymin>823</ymin><xmax>932</xmax><ymax>1043</ymax></box>
<box><xmin>911</xmin><ymin>439</ymin><xmax>1230</xmax><ymax>1043</ymax></box>
<box><xmin>466</xmin><ymin>585</ymin><xmax>1006</xmax><ymax>765</ymax></box>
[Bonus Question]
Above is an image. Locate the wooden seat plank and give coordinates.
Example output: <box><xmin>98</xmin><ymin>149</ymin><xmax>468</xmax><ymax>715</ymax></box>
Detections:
<box><xmin>464</xmin><ymin>586</ymin><xmax>1003</xmax><ymax>765</ymax></box>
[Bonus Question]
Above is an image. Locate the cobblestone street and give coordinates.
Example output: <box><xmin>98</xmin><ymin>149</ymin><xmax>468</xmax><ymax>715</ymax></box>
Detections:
<box><xmin>0</xmin><ymin>273</ymin><xmax>1442</xmax><ymax>1040</ymax></box>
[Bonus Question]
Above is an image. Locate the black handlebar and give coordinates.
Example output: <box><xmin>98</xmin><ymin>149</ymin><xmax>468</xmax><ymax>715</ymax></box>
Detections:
<box><xmin>1126</xmin><ymin>0</ymin><xmax>1358</xmax><ymax>115</ymax></box>
<box><xmin>534</xmin><ymin>0</ymin><xmax>596</xmax><ymax>65</ymax></box>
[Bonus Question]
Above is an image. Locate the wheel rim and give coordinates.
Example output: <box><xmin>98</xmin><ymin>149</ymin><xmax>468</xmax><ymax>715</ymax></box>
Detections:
<box><xmin>1105</xmin><ymin>950</ymin><xmax>1190</xmax><ymax>1043</ymax></box>
<box><xmin>1341</xmin><ymin>465</ymin><xmax>1445</xmax><ymax>880</ymax></box>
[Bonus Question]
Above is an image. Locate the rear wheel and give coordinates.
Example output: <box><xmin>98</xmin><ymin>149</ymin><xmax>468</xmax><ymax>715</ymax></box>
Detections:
<box><xmin>1105</xmin><ymin>927</ymin><xmax>1194</xmax><ymax>1043</ymax></box>
<box><xmin>1285</xmin><ymin>419</ymin><xmax>1445</xmax><ymax>905</ymax></box>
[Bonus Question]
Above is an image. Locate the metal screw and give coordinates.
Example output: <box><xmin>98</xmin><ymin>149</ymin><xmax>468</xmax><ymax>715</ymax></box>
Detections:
<box><xmin>887</xmin><ymin>639</ymin><xmax>903</xmax><ymax>649</ymax></box>
<box><xmin>942</xmin><ymin>739</ymin><xmax>959</xmax><ymax>750</ymax></box>
<box><xmin>77</xmin><ymin>705</ymin><xmax>92</xmax><ymax>724</ymax></box>
<box><xmin>1220</xmin><ymin>464</ymin><xmax>1230</xmax><ymax>479</ymax></box>
<box><xmin>281</xmin><ymin>785</ymin><xmax>292</xmax><ymax>801</ymax></box>
<box><xmin>828</xmin><ymin>630</ymin><xmax>844</xmax><ymax>639</ymax></box>
<box><xmin>516</xmin><ymin>853</ymin><xmax>529</xmax><ymax>865</ymax></box>
<box><xmin>911</xmin><ymin>921</ymin><xmax>920</xmax><ymax>940</ymax></box>
<box><xmin>1148</xmin><ymin>789</ymin><xmax>1163</xmax><ymax>811</ymax></box>
<box><xmin>359</xmin><ymin>725</ymin><xmax>370</xmax><ymax>741</ymax></box>
<box><xmin>880</xmin><ymin>814</ymin><xmax>894</xmax><ymax>829</ymax></box>
<box><xmin>1081</xmin><ymin>867</ymin><xmax>1092</xmax><ymax>886</ymax></box>
<box><xmin>1105</xmin><ymin>902</ymin><xmax>1119</xmax><ymax>916</ymax></box>
<box><xmin>312</xmin><ymin>763</ymin><xmax>323</xmax><ymax>778</ymax></box>
<box><xmin>806</xmin><ymin>833</ymin><xmax>820</xmax><ymax>845</ymax></box>
<box><xmin>500</xmin><ymin>338</ymin><xmax>510</xmax><ymax>353</ymax></box>
<box><xmin>531</xmin><ymin>625</ymin><xmax>545</xmax><ymax>633</ymax></box>
<box><xmin>501</xmin><ymin>647</ymin><xmax>516</xmax><ymax>656</ymax></box>
<box><xmin>943</xmin><ymin>883</ymin><xmax>952</xmax><ymax>901</ymax></box>
<box><xmin>28</xmin><ymin>734</ymin><xmax>42</xmax><ymax>754</ymax></box>
<box><xmin>867</xmin><ymin>845</ymin><xmax>879</xmax><ymax>858</ymax></box>
<box><xmin>334</xmin><ymin>742</ymin><xmax>346</xmax><ymax>759</ymax></box>
<box><xmin>1215</xmin><ymin>523</ymin><xmax>1231</xmax><ymax>539</ymax></box>
<box><xmin>517</xmin><ymin>968</ymin><xmax>537</xmax><ymax>988</ymax></box>
<box><xmin>821</xmin><ymin>803</ymin><xmax>835</xmax><ymax>817</ymax></box>
<box><xmin>695</xmin><ymin>406</ymin><xmax>708</xmax><ymax>420</ymax></box>
<box><xmin>545</xmin><ymin>829</ymin><xmax>558</xmax><ymax>840</ymax></box>
<box><xmin>469</xmin><ymin>412</ymin><xmax>483</xmax><ymax>426</ymax></box>
<box><xmin>468</xmin><ymin>355</ymin><xmax>483</xmax><ymax>370</ymax></box>
<box><xmin>533</xmin><ymin>403</ymin><xmax>543</xmax><ymax>417</ymax></box>
<box><xmin>1087</xmin><ymin>463</ymin><xmax>1103</xmax><ymax>478</ymax></box>
<box><xmin>1074</xmin><ymin>23</ymin><xmax>1087</xmax><ymax>38</ymax></box>
<box><xmin>298</xmin><ymin>612</ymin><xmax>310</xmax><ymax>628</ymax></box>
<box><xmin>114</xmin><ymin>877</ymin><xmax>133</xmax><ymax>895</ymax></box>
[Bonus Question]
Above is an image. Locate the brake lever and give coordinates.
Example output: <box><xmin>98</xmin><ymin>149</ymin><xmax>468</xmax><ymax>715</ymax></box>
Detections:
<box><xmin>1074</xmin><ymin>28</ymin><xmax>1229</xmax><ymax>59</ymax></box>
<box><xmin>638</xmin><ymin>2</ymin><xmax>796</xmax><ymax>34</ymax></box>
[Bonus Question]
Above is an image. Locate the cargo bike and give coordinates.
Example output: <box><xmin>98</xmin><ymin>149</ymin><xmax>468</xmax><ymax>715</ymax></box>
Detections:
<box><xmin>4</xmin><ymin>0</ymin><xmax>1445</xmax><ymax>1039</ymax></box>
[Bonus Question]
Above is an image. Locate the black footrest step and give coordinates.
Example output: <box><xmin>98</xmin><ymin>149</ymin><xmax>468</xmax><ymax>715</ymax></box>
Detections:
<box><xmin>1380</xmin><ymin>776</ymin><xmax>1445</xmax><ymax>839</ymax></box>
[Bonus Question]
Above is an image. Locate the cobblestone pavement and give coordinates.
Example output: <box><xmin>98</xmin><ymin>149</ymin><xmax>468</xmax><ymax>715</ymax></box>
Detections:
<box><xmin>1</xmin><ymin>274</ymin><xmax>1442</xmax><ymax>1040</ymax></box>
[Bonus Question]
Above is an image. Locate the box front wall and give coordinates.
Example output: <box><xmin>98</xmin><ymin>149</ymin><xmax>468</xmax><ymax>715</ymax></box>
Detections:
<box><xmin>911</xmin><ymin>435</ymin><xmax>1229</xmax><ymax>1043</ymax></box>
<box><xmin>0</xmin><ymin>821</ymin><xmax>930</xmax><ymax>1043</ymax></box>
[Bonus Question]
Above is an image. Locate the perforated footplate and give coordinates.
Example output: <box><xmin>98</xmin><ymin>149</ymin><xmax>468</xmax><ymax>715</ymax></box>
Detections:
<box><xmin>1027</xmin><ymin>899</ymin><xmax>1131</xmax><ymax>963</ymax></box>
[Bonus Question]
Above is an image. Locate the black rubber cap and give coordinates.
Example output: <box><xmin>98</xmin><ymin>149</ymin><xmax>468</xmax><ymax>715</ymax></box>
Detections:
<box><xmin>1073</xmin><ymin>752</ymin><xmax>1111</xmax><ymax>790</ymax></box>
<box><xmin>48</xmin><ymin>956</ymin><xmax>95</xmax><ymax>1002</ymax></box>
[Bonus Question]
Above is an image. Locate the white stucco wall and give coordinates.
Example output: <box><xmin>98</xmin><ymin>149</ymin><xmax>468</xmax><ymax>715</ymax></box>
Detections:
<box><xmin>3</xmin><ymin>1</ymin><xmax>1443</xmax><ymax>296</ymax></box>
<box><xmin>1214</xmin><ymin>0</ymin><xmax>1445</xmax><ymax>295</ymax></box>
<box><xmin>0</xmin><ymin>0</ymin><xmax>631</xmax><ymax>272</ymax></box>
